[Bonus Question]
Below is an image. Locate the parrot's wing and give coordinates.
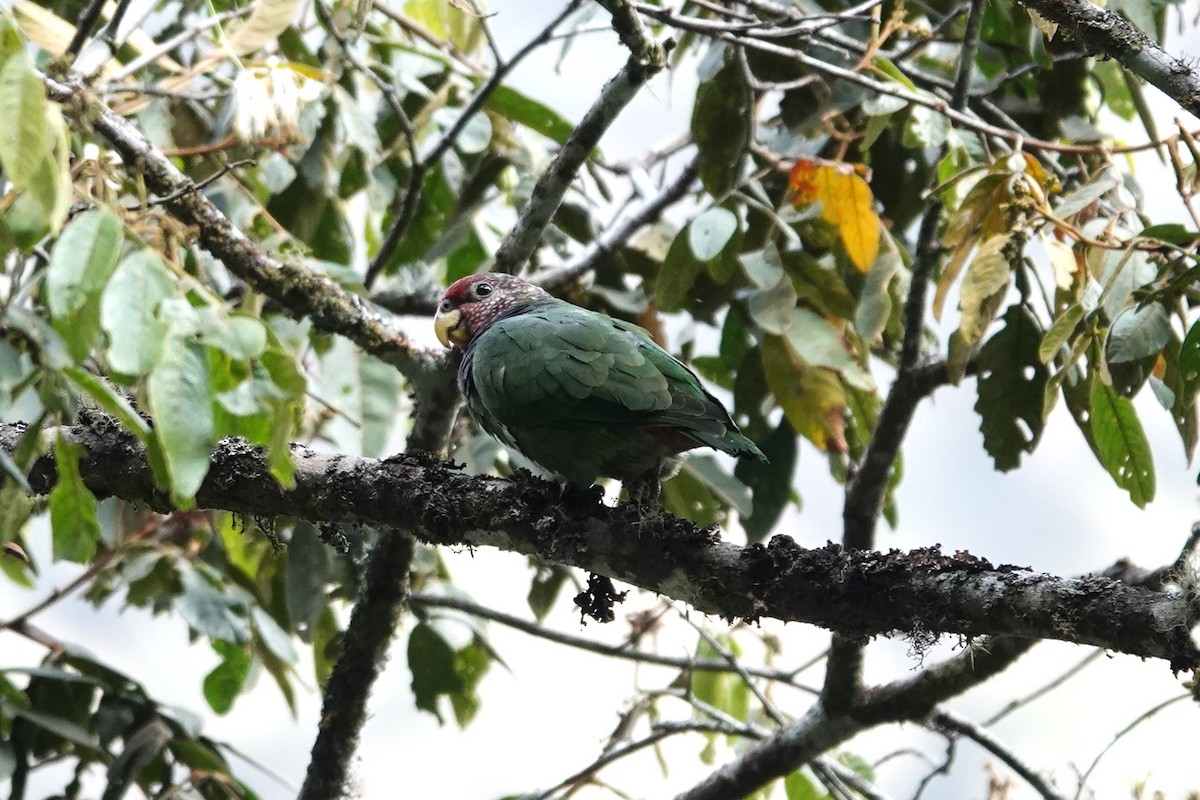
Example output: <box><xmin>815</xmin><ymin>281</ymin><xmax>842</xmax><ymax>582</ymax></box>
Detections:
<box><xmin>468</xmin><ymin>304</ymin><xmax>729</xmax><ymax>438</ymax></box>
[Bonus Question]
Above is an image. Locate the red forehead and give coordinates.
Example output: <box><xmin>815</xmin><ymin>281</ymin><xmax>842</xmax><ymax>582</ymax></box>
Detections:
<box><xmin>444</xmin><ymin>273</ymin><xmax>490</xmax><ymax>303</ymax></box>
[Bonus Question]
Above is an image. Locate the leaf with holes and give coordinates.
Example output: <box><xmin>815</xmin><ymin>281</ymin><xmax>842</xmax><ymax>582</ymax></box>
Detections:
<box><xmin>975</xmin><ymin>306</ymin><xmax>1049</xmax><ymax>472</ymax></box>
<box><xmin>1090</xmin><ymin>378</ymin><xmax>1155</xmax><ymax>508</ymax></box>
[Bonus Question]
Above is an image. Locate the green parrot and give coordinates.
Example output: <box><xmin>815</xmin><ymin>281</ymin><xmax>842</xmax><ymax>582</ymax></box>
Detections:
<box><xmin>434</xmin><ymin>273</ymin><xmax>766</xmax><ymax>488</ymax></box>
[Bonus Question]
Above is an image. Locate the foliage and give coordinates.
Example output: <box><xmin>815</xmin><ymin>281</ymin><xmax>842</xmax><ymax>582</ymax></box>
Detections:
<box><xmin>0</xmin><ymin>0</ymin><xmax>1198</xmax><ymax>797</ymax></box>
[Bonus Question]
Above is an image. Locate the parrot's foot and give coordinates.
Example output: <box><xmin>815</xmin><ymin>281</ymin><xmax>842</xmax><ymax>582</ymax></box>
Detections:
<box><xmin>623</xmin><ymin>472</ymin><xmax>663</xmax><ymax>518</ymax></box>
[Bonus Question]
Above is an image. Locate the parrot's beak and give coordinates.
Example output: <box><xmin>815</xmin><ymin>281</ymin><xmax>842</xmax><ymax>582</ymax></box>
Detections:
<box><xmin>434</xmin><ymin>307</ymin><xmax>468</xmax><ymax>348</ymax></box>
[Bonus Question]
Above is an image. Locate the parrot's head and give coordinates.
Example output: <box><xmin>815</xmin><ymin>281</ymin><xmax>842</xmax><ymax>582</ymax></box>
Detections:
<box><xmin>435</xmin><ymin>272</ymin><xmax>550</xmax><ymax>348</ymax></box>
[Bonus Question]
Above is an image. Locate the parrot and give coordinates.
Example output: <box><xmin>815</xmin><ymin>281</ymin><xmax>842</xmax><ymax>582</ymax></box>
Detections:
<box><xmin>433</xmin><ymin>272</ymin><xmax>766</xmax><ymax>491</ymax></box>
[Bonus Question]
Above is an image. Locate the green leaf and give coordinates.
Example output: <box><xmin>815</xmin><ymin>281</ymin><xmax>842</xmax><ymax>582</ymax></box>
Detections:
<box><xmin>747</xmin><ymin>274</ymin><xmax>798</xmax><ymax>336</ymax></box>
<box><xmin>48</xmin><ymin>437</ymin><xmax>101</xmax><ymax>564</ymax></box>
<box><xmin>783</xmin><ymin>768</ymin><xmax>821</xmax><ymax>800</ymax></box>
<box><xmin>0</xmin><ymin>739</ymin><xmax>15</xmax><ymax>782</ymax></box>
<box><xmin>779</xmin><ymin>249</ymin><xmax>858</xmax><ymax>320</ymax></box>
<box><xmin>147</xmin><ymin>337</ymin><xmax>215</xmax><ymax>504</ymax></box>
<box><xmin>46</xmin><ymin>210</ymin><xmax>124</xmax><ymax>362</ymax></box>
<box><xmin>1106</xmin><ymin>303</ymin><xmax>1170</xmax><ymax>364</ymax></box>
<box><xmin>1090</xmin><ymin>377</ymin><xmax>1155</xmax><ymax>507</ymax></box>
<box><xmin>975</xmin><ymin>306</ymin><xmax>1049</xmax><ymax>472</ymax></box>
<box><xmin>684</xmin><ymin>455</ymin><xmax>752</xmax><ymax>517</ymax></box>
<box><xmin>485</xmin><ymin>85</ymin><xmax>575</xmax><ymax>145</ymax></box>
<box><xmin>176</xmin><ymin>563</ymin><xmax>251</xmax><ymax>643</ymax></box>
<box><xmin>1039</xmin><ymin>303</ymin><xmax>1084</xmax><ymax>364</ymax></box>
<box><xmin>948</xmin><ymin>233</ymin><xmax>1014</xmax><ymax>381</ymax></box>
<box><xmin>1140</xmin><ymin>223</ymin><xmax>1196</xmax><ymax>246</ymax></box>
<box><xmin>1094</xmin><ymin>59</ymin><xmax>1136</xmax><ymax>121</ymax></box>
<box><xmin>100</xmin><ymin>251</ymin><xmax>175</xmax><ymax>376</ymax></box>
<box><xmin>408</xmin><ymin>623</ymin><xmax>463</xmax><ymax>724</ymax></box>
<box><xmin>689</xmin><ymin>208</ymin><xmax>738</xmax><ymax>261</ymax></box>
<box><xmin>361</xmin><ymin>355</ymin><xmax>401</xmax><ymax>458</ymax></box>
<box><xmin>527</xmin><ymin>561</ymin><xmax>569</xmax><ymax>622</ymax></box>
<box><xmin>691</xmin><ymin>56</ymin><xmax>751</xmax><ymax>197</ymax></box>
<box><xmin>448</xmin><ymin>638</ymin><xmax>491</xmax><ymax>727</ymax></box>
<box><xmin>657</xmin><ymin>230</ymin><xmax>703</xmax><ymax>312</ymax></box>
<box><xmin>0</xmin><ymin>51</ymin><xmax>50</xmax><ymax>188</ymax></box>
<box><xmin>203</xmin><ymin>641</ymin><xmax>252</xmax><ymax>715</ymax></box>
<box><xmin>252</xmin><ymin>606</ymin><xmax>298</xmax><ymax>664</ymax></box>
<box><xmin>855</xmin><ymin>254</ymin><xmax>901</xmax><ymax>343</ymax></box>
<box><xmin>201</xmin><ymin>313</ymin><xmax>269</xmax><ymax>360</ymax></box>
<box><xmin>285</xmin><ymin>522</ymin><xmax>333</xmax><ymax>641</ymax></box>
<box><xmin>784</xmin><ymin>308</ymin><xmax>874</xmax><ymax>391</ymax></box>
<box><xmin>1180</xmin><ymin>318</ymin><xmax>1200</xmax><ymax>400</ymax></box>
<box><xmin>45</xmin><ymin>212</ymin><xmax>123</xmax><ymax>318</ymax></box>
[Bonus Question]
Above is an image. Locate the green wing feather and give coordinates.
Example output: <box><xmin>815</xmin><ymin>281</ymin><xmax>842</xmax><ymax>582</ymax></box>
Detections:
<box><xmin>469</xmin><ymin>301</ymin><xmax>763</xmax><ymax>459</ymax></box>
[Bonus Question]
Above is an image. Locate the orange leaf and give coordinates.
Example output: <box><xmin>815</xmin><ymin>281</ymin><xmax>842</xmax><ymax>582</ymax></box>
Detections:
<box><xmin>788</xmin><ymin>159</ymin><xmax>819</xmax><ymax>205</ymax></box>
<box><xmin>789</xmin><ymin>159</ymin><xmax>881</xmax><ymax>272</ymax></box>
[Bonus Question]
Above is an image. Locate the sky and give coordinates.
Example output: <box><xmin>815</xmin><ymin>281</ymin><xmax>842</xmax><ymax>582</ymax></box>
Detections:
<box><xmin>6</xmin><ymin>2</ymin><xmax>1200</xmax><ymax>799</ymax></box>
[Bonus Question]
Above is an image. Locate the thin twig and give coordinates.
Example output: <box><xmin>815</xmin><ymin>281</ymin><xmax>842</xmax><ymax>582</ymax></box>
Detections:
<box><xmin>409</xmin><ymin>592</ymin><xmax>815</xmax><ymax>686</ymax></box>
<box><xmin>1071</xmin><ymin>694</ymin><xmax>1191</xmax><ymax>800</ymax></box>
<box><xmin>365</xmin><ymin>1</ymin><xmax>584</xmax><ymax>288</ymax></box>
<box><xmin>65</xmin><ymin>0</ymin><xmax>109</xmax><ymax>58</ymax></box>
<box><xmin>983</xmin><ymin>649</ymin><xmax>1105</xmax><ymax>726</ymax></box>
<box><xmin>492</xmin><ymin>40</ymin><xmax>670</xmax><ymax>275</ymax></box>
<box><xmin>931</xmin><ymin>709</ymin><xmax>1068</xmax><ymax>800</ymax></box>
<box><xmin>139</xmin><ymin>159</ymin><xmax>257</xmax><ymax>208</ymax></box>
<box><xmin>536</xmin><ymin>160</ymin><xmax>698</xmax><ymax>291</ymax></box>
<box><xmin>667</xmin><ymin>599</ymin><xmax>788</xmax><ymax>726</ymax></box>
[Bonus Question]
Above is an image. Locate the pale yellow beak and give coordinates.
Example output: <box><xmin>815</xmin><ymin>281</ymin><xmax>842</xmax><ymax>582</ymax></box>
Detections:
<box><xmin>434</xmin><ymin>307</ymin><xmax>468</xmax><ymax>348</ymax></box>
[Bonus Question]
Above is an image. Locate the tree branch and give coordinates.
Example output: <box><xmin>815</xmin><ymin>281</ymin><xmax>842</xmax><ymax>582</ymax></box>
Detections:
<box><xmin>929</xmin><ymin>709</ymin><xmax>1068</xmax><ymax>800</ymax></box>
<box><xmin>535</xmin><ymin>160</ymin><xmax>698</xmax><ymax>291</ymax></box>
<box><xmin>410</xmin><ymin>592</ymin><xmax>816</xmax><ymax>686</ymax></box>
<box><xmin>1011</xmin><ymin>0</ymin><xmax>1200</xmax><ymax>119</ymax></box>
<box><xmin>6</xmin><ymin>419</ymin><xmax>1198</xmax><ymax>669</ymax></box>
<box><xmin>364</xmin><ymin>0</ymin><xmax>585</xmax><ymax>288</ymax></box>
<box><xmin>296</xmin><ymin>530</ymin><xmax>415</xmax><ymax>800</ymax></box>
<box><xmin>42</xmin><ymin>74</ymin><xmax>443</xmax><ymax>385</ymax></box>
<box><xmin>676</xmin><ymin>635</ymin><xmax>1037</xmax><ymax>800</ymax></box>
<box><xmin>491</xmin><ymin>16</ymin><xmax>670</xmax><ymax>274</ymax></box>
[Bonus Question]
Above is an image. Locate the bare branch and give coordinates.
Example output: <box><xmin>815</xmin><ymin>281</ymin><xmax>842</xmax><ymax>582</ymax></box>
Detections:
<box><xmin>1072</xmin><ymin>693</ymin><xmax>1191</xmax><ymax>799</ymax></box>
<box><xmin>930</xmin><ymin>709</ymin><xmax>1068</xmax><ymax>800</ymax></box>
<box><xmin>366</xmin><ymin>1</ymin><xmax>585</xmax><ymax>287</ymax></box>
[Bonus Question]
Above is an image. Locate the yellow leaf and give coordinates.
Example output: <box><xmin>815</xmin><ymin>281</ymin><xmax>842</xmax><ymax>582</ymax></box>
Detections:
<box><xmin>934</xmin><ymin>161</ymin><xmax>1027</xmax><ymax>319</ymax></box>
<box><xmin>947</xmin><ymin>233</ymin><xmax>1015</xmax><ymax>379</ymax></box>
<box><xmin>789</xmin><ymin>159</ymin><xmax>881</xmax><ymax>272</ymax></box>
<box><xmin>761</xmin><ymin>336</ymin><xmax>848</xmax><ymax>453</ymax></box>
<box><xmin>1042</xmin><ymin>235</ymin><xmax>1078</xmax><ymax>290</ymax></box>
<box><xmin>957</xmin><ymin>234</ymin><xmax>1014</xmax><ymax>342</ymax></box>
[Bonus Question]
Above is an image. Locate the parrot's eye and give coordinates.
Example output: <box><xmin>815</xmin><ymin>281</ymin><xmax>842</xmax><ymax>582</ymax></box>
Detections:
<box><xmin>475</xmin><ymin>282</ymin><xmax>493</xmax><ymax>298</ymax></box>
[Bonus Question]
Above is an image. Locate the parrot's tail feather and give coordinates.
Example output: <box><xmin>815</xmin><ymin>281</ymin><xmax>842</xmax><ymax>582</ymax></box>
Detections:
<box><xmin>691</xmin><ymin>429</ymin><xmax>768</xmax><ymax>462</ymax></box>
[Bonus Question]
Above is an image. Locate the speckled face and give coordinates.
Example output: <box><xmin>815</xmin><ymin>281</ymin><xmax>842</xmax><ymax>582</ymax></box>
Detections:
<box><xmin>434</xmin><ymin>273</ymin><xmax>550</xmax><ymax>348</ymax></box>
